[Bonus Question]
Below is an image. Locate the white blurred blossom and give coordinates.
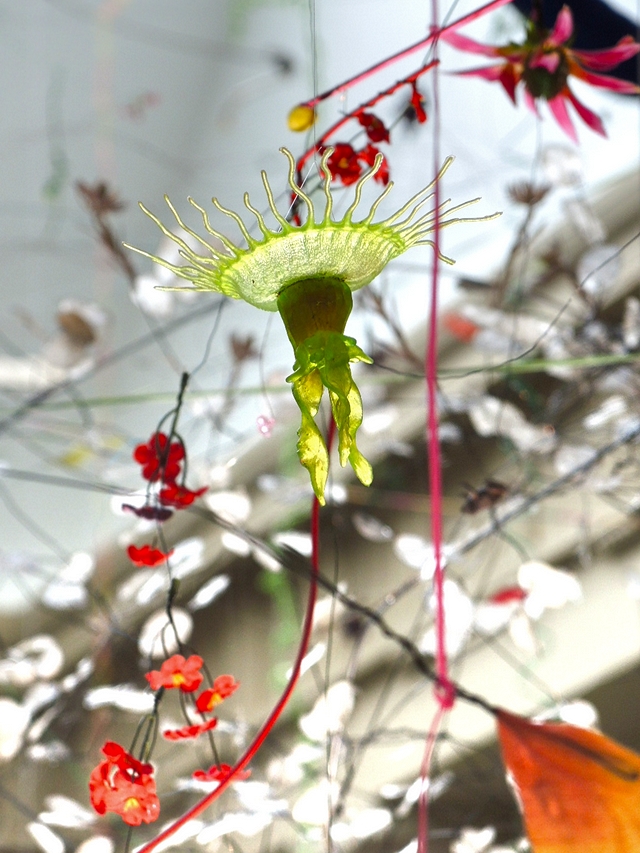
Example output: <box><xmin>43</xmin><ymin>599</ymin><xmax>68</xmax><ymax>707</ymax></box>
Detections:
<box><xmin>451</xmin><ymin>826</ymin><xmax>496</xmax><ymax>853</ymax></box>
<box><xmin>291</xmin><ymin>779</ymin><xmax>339</xmax><ymax>825</ymax></box>
<box><xmin>352</xmin><ymin>512</ymin><xmax>393</xmax><ymax>542</ymax></box>
<box><xmin>517</xmin><ymin>561</ymin><xmax>582</xmax><ymax>619</ymax></box>
<box><xmin>205</xmin><ymin>489</ymin><xmax>252</xmax><ymax>524</ymax></box>
<box><xmin>38</xmin><ymin>795</ymin><xmax>95</xmax><ymax>828</ymax></box>
<box><xmin>272</xmin><ymin>530</ymin><xmax>312</xmax><ymax>557</ymax></box>
<box><xmin>420</xmin><ymin>580</ymin><xmax>474</xmax><ymax>659</ymax></box>
<box><xmin>330</xmin><ymin>807</ymin><xmax>392</xmax><ymax>841</ymax></box>
<box><xmin>131</xmin><ymin>274</ymin><xmax>175</xmax><ymax>318</ymax></box>
<box><xmin>84</xmin><ymin>684</ymin><xmax>154</xmax><ymax>714</ymax></box>
<box><xmin>75</xmin><ymin>838</ymin><xmax>114</xmax><ymax>853</ymax></box>
<box><xmin>299</xmin><ymin>681</ymin><xmax>355</xmax><ymax>741</ymax></box>
<box><xmin>0</xmin><ymin>635</ymin><xmax>63</xmax><ymax>686</ymax></box>
<box><xmin>0</xmin><ymin>698</ymin><xmax>30</xmax><ymax>760</ymax></box>
<box><xmin>27</xmin><ymin>823</ymin><xmax>65</xmax><ymax>853</ymax></box>
<box><xmin>188</xmin><ymin>574</ymin><xmax>231</xmax><ymax>611</ymax></box>
<box><xmin>138</xmin><ymin>608</ymin><xmax>193</xmax><ymax>658</ymax></box>
<box><xmin>469</xmin><ymin>397</ymin><xmax>556</xmax><ymax>454</ymax></box>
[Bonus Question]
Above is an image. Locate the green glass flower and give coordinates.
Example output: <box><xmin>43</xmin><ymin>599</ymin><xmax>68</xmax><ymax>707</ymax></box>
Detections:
<box><xmin>127</xmin><ymin>148</ymin><xmax>489</xmax><ymax>504</ymax></box>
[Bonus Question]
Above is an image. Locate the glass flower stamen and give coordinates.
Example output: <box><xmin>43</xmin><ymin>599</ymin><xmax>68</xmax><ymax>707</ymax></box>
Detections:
<box><xmin>127</xmin><ymin>148</ymin><xmax>493</xmax><ymax>503</ymax></box>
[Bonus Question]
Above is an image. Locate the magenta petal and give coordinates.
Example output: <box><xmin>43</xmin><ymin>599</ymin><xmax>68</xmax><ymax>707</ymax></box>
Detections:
<box><xmin>547</xmin><ymin>94</ymin><xmax>578</xmax><ymax>142</ymax></box>
<box><xmin>575</xmin><ymin>67</ymin><xmax>640</xmax><ymax>94</ymax></box>
<box><xmin>455</xmin><ymin>64</ymin><xmax>505</xmax><ymax>82</ymax></box>
<box><xmin>441</xmin><ymin>29</ymin><xmax>501</xmax><ymax>57</ymax></box>
<box><xmin>565</xmin><ymin>88</ymin><xmax>607</xmax><ymax>136</ymax></box>
<box><xmin>574</xmin><ymin>38</ymin><xmax>640</xmax><ymax>71</ymax></box>
<box><xmin>499</xmin><ymin>65</ymin><xmax>519</xmax><ymax>103</ymax></box>
<box><xmin>529</xmin><ymin>51</ymin><xmax>561</xmax><ymax>73</ymax></box>
<box><xmin>549</xmin><ymin>5</ymin><xmax>573</xmax><ymax>46</ymax></box>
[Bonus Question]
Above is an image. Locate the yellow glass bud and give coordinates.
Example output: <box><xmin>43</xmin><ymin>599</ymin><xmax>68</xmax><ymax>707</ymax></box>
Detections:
<box><xmin>288</xmin><ymin>104</ymin><xmax>316</xmax><ymax>132</ymax></box>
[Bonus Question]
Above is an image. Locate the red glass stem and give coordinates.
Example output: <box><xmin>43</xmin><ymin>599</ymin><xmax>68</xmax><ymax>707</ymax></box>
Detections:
<box><xmin>302</xmin><ymin>0</ymin><xmax>512</xmax><ymax>111</ymax></box>
<box><xmin>295</xmin><ymin>61</ymin><xmax>437</xmax><ymax>180</ymax></box>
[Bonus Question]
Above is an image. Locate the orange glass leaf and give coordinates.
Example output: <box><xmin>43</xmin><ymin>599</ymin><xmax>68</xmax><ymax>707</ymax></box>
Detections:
<box><xmin>497</xmin><ymin>709</ymin><xmax>640</xmax><ymax>853</ymax></box>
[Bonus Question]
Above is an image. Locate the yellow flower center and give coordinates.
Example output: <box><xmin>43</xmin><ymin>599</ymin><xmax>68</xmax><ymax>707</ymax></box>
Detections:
<box><xmin>171</xmin><ymin>673</ymin><xmax>186</xmax><ymax>687</ymax></box>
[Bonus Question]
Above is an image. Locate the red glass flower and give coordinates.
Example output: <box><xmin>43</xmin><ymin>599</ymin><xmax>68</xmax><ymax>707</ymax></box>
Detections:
<box><xmin>358</xmin><ymin>144</ymin><xmax>390</xmax><ymax>186</ymax></box>
<box><xmin>89</xmin><ymin>741</ymin><xmax>160</xmax><ymax>826</ymax></box>
<box><xmin>443</xmin><ymin>4</ymin><xmax>640</xmax><ymax>141</ymax></box>
<box><xmin>158</xmin><ymin>482</ymin><xmax>208</xmax><ymax>508</ymax></box>
<box><xmin>133</xmin><ymin>432</ymin><xmax>184</xmax><ymax>483</ymax></box>
<box><xmin>409</xmin><ymin>83</ymin><xmax>428</xmax><ymax>124</ymax></box>
<box><xmin>162</xmin><ymin>718</ymin><xmax>218</xmax><ymax>741</ymax></box>
<box><xmin>326</xmin><ymin>143</ymin><xmax>363</xmax><ymax>185</ymax></box>
<box><xmin>195</xmin><ymin>675</ymin><xmax>240</xmax><ymax>713</ymax></box>
<box><xmin>357</xmin><ymin>111</ymin><xmax>390</xmax><ymax>143</ymax></box>
<box><xmin>127</xmin><ymin>544</ymin><xmax>174</xmax><ymax>567</ymax></box>
<box><xmin>145</xmin><ymin>654</ymin><xmax>204</xmax><ymax>693</ymax></box>
<box><xmin>192</xmin><ymin>763</ymin><xmax>251</xmax><ymax>783</ymax></box>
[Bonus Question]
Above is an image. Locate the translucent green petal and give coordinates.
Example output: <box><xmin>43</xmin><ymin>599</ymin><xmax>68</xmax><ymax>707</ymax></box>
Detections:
<box><xmin>290</xmin><ymin>370</ymin><xmax>328</xmax><ymax>505</ymax></box>
<box><xmin>287</xmin><ymin>332</ymin><xmax>373</xmax><ymax>504</ymax></box>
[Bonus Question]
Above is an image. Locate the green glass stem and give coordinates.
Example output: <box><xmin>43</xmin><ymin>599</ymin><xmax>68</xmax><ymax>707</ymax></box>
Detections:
<box><xmin>277</xmin><ymin>277</ymin><xmax>373</xmax><ymax>504</ymax></box>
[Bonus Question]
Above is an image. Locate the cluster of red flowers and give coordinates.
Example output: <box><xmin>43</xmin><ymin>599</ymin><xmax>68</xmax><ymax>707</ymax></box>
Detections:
<box><xmin>89</xmin><ymin>660</ymin><xmax>241</xmax><ymax>824</ymax></box>
<box><xmin>322</xmin><ymin>107</ymin><xmax>406</xmax><ymax>187</ymax></box>
<box><xmin>126</xmin><ymin>431</ymin><xmax>208</xmax><ymax>566</ymax></box>
<box><xmin>89</xmin><ymin>742</ymin><xmax>160</xmax><ymax>826</ymax></box>
<box><xmin>132</xmin><ymin>431</ymin><xmax>207</xmax><ymax>509</ymax></box>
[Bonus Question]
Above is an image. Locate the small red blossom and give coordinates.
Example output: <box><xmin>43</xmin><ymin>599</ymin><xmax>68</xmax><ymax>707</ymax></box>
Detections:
<box><xmin>443</xmin><ymin>312</ymin><xmax>479</xmax><ymax>343</ymax></box>
<box><xmin>192</xmin><ymin>763</ymin><xmax>251</xmax><ymax>783</ymax></box>
<box><xmin>196</xmin><ymin>675</ymin><xmax>240</xmax><ymax>713</ymax></box>
<box><xmin>145</xmin><ymin>654</ymin><xmax>204</xmax><ymax>693</ymax></box>
<box><xmin>133</xmin><ymin>432</ymin><xmax>184</xmax><ymax>483</ymax></box>
<box><xmin>163</xmin><ymin>718</ymin><xmax>218</xmax><ymax>741</ymax></box>
<box><xmin>127</xmin><ymin>544</ymin><xmax>174</xmax><ymax>567</ymax></box>
<box><xmin>442</xmin><ymin>4</ymin><xmax>640</xmax><ymax>141</ymax></box>
<box><xmin>409</xmin><ymin>83</ymin><xmax>428</xmax><ymax>123</ymax></box>
<box><xmin>489</xmin><ymin>585</ymin><xmax>528</xmax><ymax>605</ymax></box>
<box><xmin>326</xmin><ymin>143</ymin><xmax>363</xmax><ymax>185</ymax></box>
<box><xmin>122</xmin><ymin>503</ymin><xmax>174</xmax><ymax>522</ymax></box>
<box><xmin>89</xmin><ymin>741</ymin><xmax>160</xmax><ymax>826</ymax></box>
<box><xmin>357</xmin><ymin>111</ymin><xmax>390</xmax><ymax>143</ymax></box>
<box><xmin>358</xmin><ymin>144</ymin><xmax>390</xmax><ymax>186</ymax></box>
<box><xmin>158</xmin><ymin>482</ymin><xmax>208</xmax><ymax>508</ymax></box>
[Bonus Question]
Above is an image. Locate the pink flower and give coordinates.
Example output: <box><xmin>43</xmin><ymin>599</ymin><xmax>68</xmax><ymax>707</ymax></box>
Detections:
<box><xmin>145</xmin><ymin>654</ymin><xmax>204</xmax><ymax>693</ymax></box>
<box><xmin>443</xmin><ymin>5</ymin><xmax>640</xmax><ymax>141</ymax></box>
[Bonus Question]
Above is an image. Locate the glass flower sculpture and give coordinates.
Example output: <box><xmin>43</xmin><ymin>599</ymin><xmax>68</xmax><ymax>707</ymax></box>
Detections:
<box><xmin>442</xmin><ymin>4</ymin><xmax>640</xmax><ymax>142</ymax></box>
<box><xmin>128</xmin><ymin>148</ymin><xmax>487</xmax><ymax>503</ymax></box>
